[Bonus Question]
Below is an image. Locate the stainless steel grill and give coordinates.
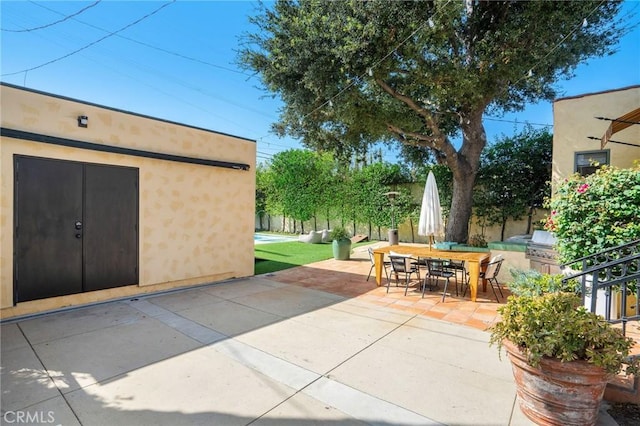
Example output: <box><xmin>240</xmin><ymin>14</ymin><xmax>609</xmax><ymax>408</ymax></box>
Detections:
<box><xmin>525</xmin><ymin>230</ymin><xmax>561</xmax><ymax>274</ymax></box>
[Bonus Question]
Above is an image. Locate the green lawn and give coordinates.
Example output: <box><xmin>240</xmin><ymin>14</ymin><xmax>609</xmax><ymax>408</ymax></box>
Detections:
<box><xmin>254</xmin><ymin>241</ymin><xmax>372</xmax><ymax>275</ymax></box>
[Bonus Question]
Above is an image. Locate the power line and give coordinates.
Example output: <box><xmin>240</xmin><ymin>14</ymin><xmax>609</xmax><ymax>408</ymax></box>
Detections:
<box><xmin>17</xmin><ymin>1</ymin><xmax>284</xmax><ymax>144</ymax></box>
<box><xmin>28</xmin><ymin>0</ymin><xmax>248</xmax><ymax>76</ymax></box>
<box><xmin>1</xmin><ymin>6</ymin><xmax>284</xmax><ymax>145</ymax></box>
<box><xmin>295</xmin><ymin>1</ymin><xmax>603</xmax><ymax>137</ymax></box>
<box><xmin>257</xmin><ymin>137</ymin><xmax>300</xmax><ymax>149</ymax></box>
<box><xmin>2</xmin><ymin>4</ymin><xmax>261</xmax><ymax>133</ymax></box>
<box><xmin>252</xmin><ymin>1</ymin><xmax>453</xmax><ymax>145</ymax></box>
<box><xmin>1</xmin><ymin>1</ymin><xmax>101</xmax><ymax>33</ymax></box>
<box><xmin>512</xmin><ymin>0</ymin><xmax>608</xmax><ymax>89</ymax></box>
<box><xmin>254</xmin><ymin>0</ymin><xmax>579</xmax><ymax>147</ymax></box>
<box><xmin>0</xmin><ymin>2</ymin><xmax>609</xmax><ymax>163</ymax></box>
<box><xmin>1</xmin><ymin>1</ymin><xmax>176</xmax><ymax>77</ymax></box>
<box><xmin>8</xmin><ymin>0</ymin><xmax>269</xmax><ymax>134</ymax></box>
<box><xmin>305</xmin><ymin>1</ymin><xmax>453</xmax><ymax>120</ymax></box>
<box><xmin>484</xmin><ymin>117</ymin><xmax>552</xmax><ymax>128</ymax></box>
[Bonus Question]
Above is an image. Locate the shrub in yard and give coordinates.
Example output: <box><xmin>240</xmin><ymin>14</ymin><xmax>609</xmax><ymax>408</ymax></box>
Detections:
<box><xmin>545</xmin><ymin>163</ymin><xmax>640</xmax><ymax>265</ymax></box>
<box><xmin>508</xmin><ymin>269</ymin><xmax>579</xmax><ymax>297</ymax></box>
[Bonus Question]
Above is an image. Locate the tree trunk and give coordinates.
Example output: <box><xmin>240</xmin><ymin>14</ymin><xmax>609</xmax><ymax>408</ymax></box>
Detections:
<box><xmin>445</xmin><ymin>111</ymin><xmax>486</xmax><ymax>243</ymax></box>
<box><xmin>526</xmin><ymin>206</ymin><xmax>534</xmax><ymax>235</ymax></box>
<box><xmin>447</xmin><ymin>171</ymin><xmax>476</xmax><ymax>243</ymax></box>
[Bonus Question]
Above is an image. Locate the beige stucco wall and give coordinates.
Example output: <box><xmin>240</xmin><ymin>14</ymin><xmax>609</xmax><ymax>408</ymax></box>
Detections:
<box><xmin>552</xmin><ymin>85</ymin><xmax>640</xmax><ymax>187</ymax></box>
<box><xmin>1</xmin><ymin>84</ymin><xmax>256</xmax><ymax>318</ymax></box>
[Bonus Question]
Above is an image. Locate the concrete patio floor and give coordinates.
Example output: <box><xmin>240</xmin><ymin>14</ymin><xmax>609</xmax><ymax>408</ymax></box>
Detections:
<box><xmin>1</xmin><ymin>243</ymin><xmax>619</xmax><ymax>425</ymax></box>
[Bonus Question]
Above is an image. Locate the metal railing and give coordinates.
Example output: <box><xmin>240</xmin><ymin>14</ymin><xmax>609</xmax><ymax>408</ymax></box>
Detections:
<box><xmin>560</xmin><ymin>240</ymin><xmax>640</xmax><ymax>395</ymax></box>
<box><xmin>561</xmin><ymin>239</ymin><xmax>640</xmax><ymax>335</ymax></box>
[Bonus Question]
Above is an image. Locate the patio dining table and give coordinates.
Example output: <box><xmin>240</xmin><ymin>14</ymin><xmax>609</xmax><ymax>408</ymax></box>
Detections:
<box><xmin>373</xmin><ymin>245</ymin><xmax>491</xmax><ymax>302</ymax></box>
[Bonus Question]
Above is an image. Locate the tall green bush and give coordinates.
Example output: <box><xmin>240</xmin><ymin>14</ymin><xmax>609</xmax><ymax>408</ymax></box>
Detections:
<box><xmin>476</xmin><ymin>126</ymin><xmax>552</xmax><ymax>240</ymax></box>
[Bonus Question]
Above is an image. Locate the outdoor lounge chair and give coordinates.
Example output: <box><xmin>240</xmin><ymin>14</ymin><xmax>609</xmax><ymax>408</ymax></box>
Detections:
<box><xmin>298</xmin><ymin>230</ymin><xmax>322</xmax><ymax>244</ymax></box>
<box><xmin>321</xmin><ymin>229</ymin><xmax>332</xmax><ymax>243</ymax></box>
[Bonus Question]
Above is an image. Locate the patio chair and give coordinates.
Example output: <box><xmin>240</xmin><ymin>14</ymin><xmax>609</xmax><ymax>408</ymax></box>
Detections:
<box><xmin>367</xmin><ymin>247</ymin><xmax>391</xmax><ymax>284</ymax></box>
<box><xmin>423</xmin><ymin>258</ymin><xmax>456</xmax><ymax>302</ymax></box>
<box><xmin>445</xmin><ymin>260</ymin><xmax>467</xmax><ymax>289</ymax></box>
<box><xmin>463</xmin><ymin>255</ymin><xmax>504</xmax><ymax>302</ymax></box>
<box><xmin>388</xmin><ymin>254</ymin><xmax>421</xmax><ymax>295</ymax></box>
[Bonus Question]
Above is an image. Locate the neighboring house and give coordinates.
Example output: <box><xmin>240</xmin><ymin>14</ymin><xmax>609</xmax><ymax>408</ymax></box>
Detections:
<box><xmin>552</xmin><ymin>85</ymin><xmax>639</xmax><ymax>186</ymax></box>
<box><xmin>0</xmin><ymin>83</ymin><xmax>256</xmax><ymax>319</ymax></box>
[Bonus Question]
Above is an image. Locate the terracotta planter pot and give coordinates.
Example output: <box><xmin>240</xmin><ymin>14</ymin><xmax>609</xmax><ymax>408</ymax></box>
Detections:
<box><xmin>502</xmin><ymin>339</ymin><xmax>611</xmax><ymax>426</ymax></box>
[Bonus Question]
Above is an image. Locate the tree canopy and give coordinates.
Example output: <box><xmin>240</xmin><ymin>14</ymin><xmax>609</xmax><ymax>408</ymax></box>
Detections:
<box><xmin>240</xmin><ymin>0</ymin><xmax>628</xmax><ymax>242</ymax></box>
<box><xmin>256</xmin><ymin>149</ymin><xmax>415</xmax><ymax>238</ymax></box>
<box><xmin>267</xmin><ymin>149</ymin><xmax>334</xmax><ymax>232</ymax></box>
<box><xmin>475</xmin><ymin>125</ymin><xmax>552</xmax><ymax>240</ymax></box>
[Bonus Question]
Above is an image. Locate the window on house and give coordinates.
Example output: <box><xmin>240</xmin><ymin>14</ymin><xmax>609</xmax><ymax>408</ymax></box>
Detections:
<box><xmin>575</xmin><ymin>150</ymin><xmax>609</xmax><ymax>176</ymax></box>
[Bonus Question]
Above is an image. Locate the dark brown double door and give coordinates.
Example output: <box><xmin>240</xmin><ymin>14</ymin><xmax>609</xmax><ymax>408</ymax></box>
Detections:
<box><xmin>14</xmin><ymin>156</ymin><xmax>138</xmax><ymax>303</ymax></box>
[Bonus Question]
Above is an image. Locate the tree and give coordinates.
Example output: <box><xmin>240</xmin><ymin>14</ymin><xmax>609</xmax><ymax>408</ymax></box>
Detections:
<box><xmin>314</xmin><ymin>152</ymin><xmax>341</xmax><ymax>230</ymax></box>
<box><xmin>240</xmin><ymin>0</ymin><xmax>628</xmax><ymax>242</ymax></box>
<box><xmin>475</xmin><ymin>126</ymin><xmax>552</xmax><ymax>240</ymax></box>
<box><xmin>346</xmin><ymin>162</ymin><xmax>409</xmax><ymax>239</ymax></box>
<box><xmin>268</xmin><ymin>149</ymin><xmax>333</xmax><ymax>232</ymax></box>
<box><xmin>255</xmin><ymin>164</ymin><xmax>271</xmax><ymax>230</ymax></box>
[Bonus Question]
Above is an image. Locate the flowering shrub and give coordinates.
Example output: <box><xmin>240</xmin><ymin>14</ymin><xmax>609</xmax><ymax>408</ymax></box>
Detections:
<box><xmin>544</xmin><ymin>163</ymin><xmax>640</xmax><ymax>264</ymax></box>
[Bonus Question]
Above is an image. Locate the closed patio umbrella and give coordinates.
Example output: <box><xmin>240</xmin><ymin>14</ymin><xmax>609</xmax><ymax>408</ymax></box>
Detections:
<box><xmin>418</xmin><ymin>171</ymin><xmax>444</xmax><ymax>249</ymax></box>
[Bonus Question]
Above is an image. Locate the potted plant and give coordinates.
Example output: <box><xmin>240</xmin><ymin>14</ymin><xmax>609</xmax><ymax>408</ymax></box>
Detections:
<box><xmin>330</xmin><ymin>226</ymin><xmax>351</xmax><ymax>260</ymax></box>
<box><xmin>490</xmin><ymin>291</ymin><xmax>638</xmax><ymax>426</ymax></box>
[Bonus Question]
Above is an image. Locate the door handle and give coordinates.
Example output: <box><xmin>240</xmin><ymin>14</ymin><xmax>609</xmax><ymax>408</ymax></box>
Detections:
<box><xmin>75</xmin><ymin>221</ymin><xmax>83</xmax><ymax>230</ymax></box>
<box><xmin>75</xmin><ymin>233</ymin><xmax>82</xmax><ymax>239</ymax></box>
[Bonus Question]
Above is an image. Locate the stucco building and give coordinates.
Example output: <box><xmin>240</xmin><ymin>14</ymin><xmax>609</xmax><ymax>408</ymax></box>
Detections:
<box><xmin>0</xmin><ymin>83</ymin><xmax>256</xmax><ymax>319</ymax></box>
<box><xmin>552</xmin><ymin>85</ymin><xmax>639</xmax><ymax>184</ymax></box>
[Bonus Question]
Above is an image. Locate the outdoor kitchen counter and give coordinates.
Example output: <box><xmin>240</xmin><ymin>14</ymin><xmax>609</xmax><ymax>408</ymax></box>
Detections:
<box><xmin>373</xmin><ymin>245</ymin><xmax>491</xmax><ymax>302</ymax></box>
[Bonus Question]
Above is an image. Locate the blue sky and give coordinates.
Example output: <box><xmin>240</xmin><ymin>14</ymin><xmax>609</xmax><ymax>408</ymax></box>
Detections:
<box><xmin>2</xmin><ymin>1</ymin><xmax>639</xmax><ymax>164</ymax></box>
